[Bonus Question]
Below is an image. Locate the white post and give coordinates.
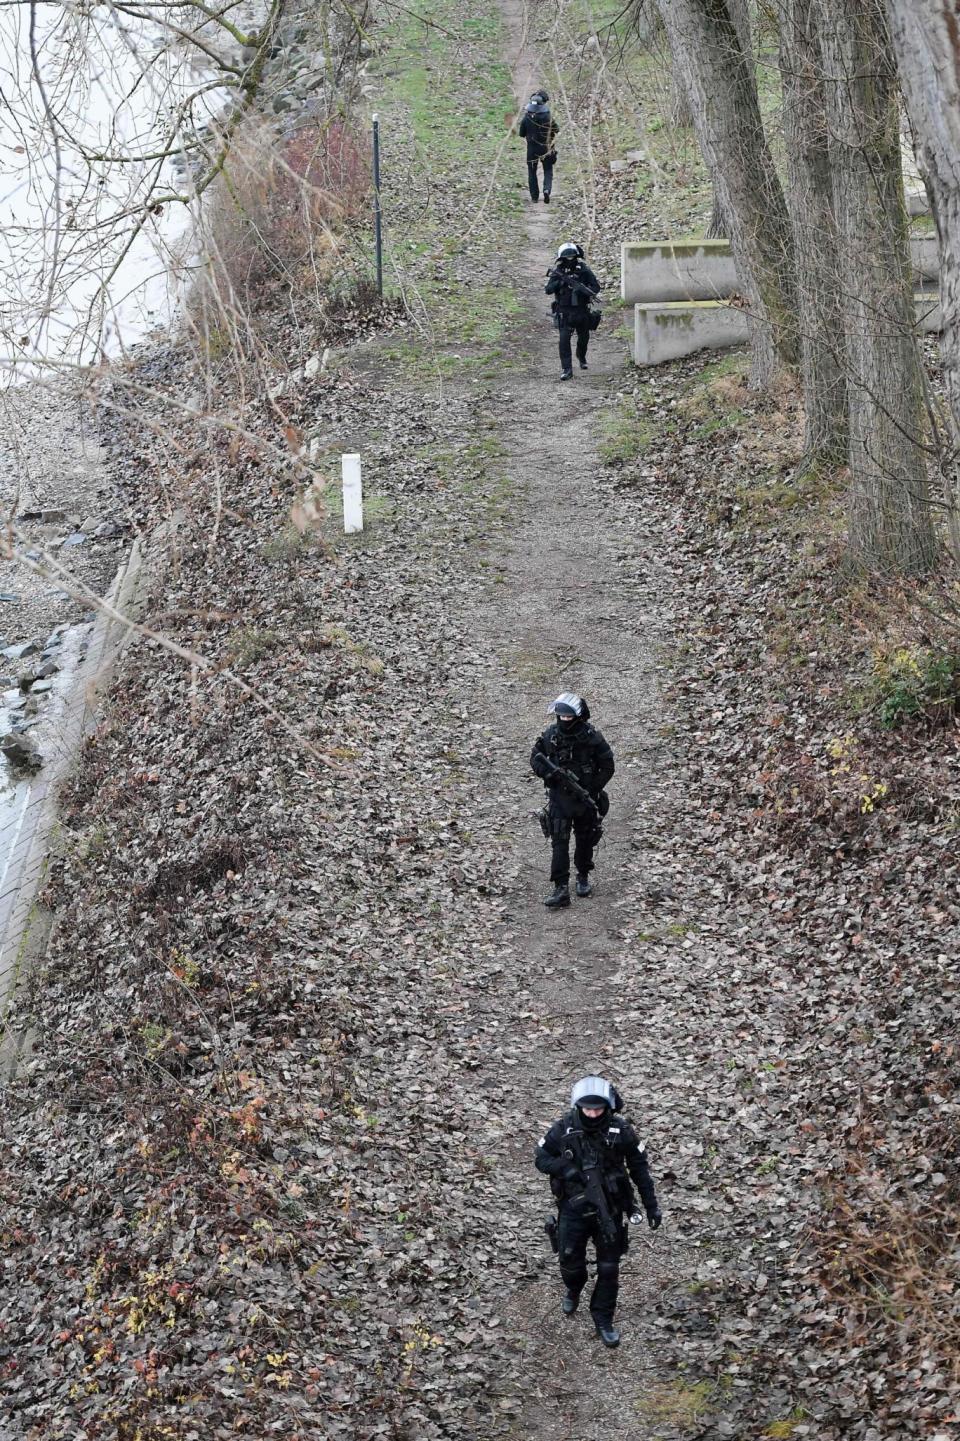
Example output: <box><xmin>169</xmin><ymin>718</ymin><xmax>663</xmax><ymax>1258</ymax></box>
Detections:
<box><xmin>342</xmin><ymin>453</ymin><xmax>363</xmax><ymax>534</ymax></box>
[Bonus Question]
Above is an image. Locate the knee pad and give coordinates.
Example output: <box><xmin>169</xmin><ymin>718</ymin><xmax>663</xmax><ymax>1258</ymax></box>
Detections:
<box><xmin>596</xmin><ymin>1259</ymin><xmax>619</xmax><ymax>1283</ymax></box>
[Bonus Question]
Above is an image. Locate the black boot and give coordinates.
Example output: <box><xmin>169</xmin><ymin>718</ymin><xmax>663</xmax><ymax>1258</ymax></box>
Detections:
<box><xmin>575</xmin><ymin>874</ymin><xmax>593</xmax><ymax>897</ymax></box>
<box><xmin>560</xmin><ymin>370</ymin><xmax>573</xmax><ymax>381</ymax></box>
<box><xmin>561</xmin><ymin>1290</ymin><xmax>579</xmax><ymax>1316</ymax></box>
<box><xmin>544</xmin><ymin>883</ymin><xmax>570</xmax><ymax>908</ymax></box>
<box><xmin>595</xmin><ymin>1321</ymin><xmax>620</xmax><ymax>1348</ymax></box>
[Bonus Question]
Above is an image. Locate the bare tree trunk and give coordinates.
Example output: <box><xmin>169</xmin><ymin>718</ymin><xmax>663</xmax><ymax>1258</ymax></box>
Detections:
<box><xmin>817</xmin><ymin>0</ymin><xmax>935</xmax><ymax>574</ymax></box>
<box><xmin>652</xmin><ymin>0</ymin><xmax>798</xmax><ymax>387</ymax></box>
<box><xmin>705</xmin><ymin>0</ymin><xmax>750</xmax><ymax>239</ymax></box>
<box><xmin>778</xmin><ymin>0</ymin><xmax>847</xmax><ymax>474</ymax></box>
<box><xmin>727</xmin><ymin>0</ymin><xmax>751</xmax><ymax>57</ymax></box>
<box><xmin>886</xmin><ymin>0</ymin><xmax>960</xmax><ymax>565</ymax></box>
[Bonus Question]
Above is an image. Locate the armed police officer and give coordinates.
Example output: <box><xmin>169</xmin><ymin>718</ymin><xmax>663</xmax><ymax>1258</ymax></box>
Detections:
<box><xmin>531</xmin><ymin>692</ymin><xmax>614</xmax><ymax>908</ymax></box>
<box><xmin>536</xmin><ymin>1076</ymin><xmax>662</xmax><ymax>1348</ymax></box>
<box><xmin>545</xmin><ymin>242</ymin><xmax>601</xmax><ymax>380</ymax></box>
<box><xmin>518</xmin><ymin>88</ymin><xmax>558</xmax><ymax>203</ymax></box>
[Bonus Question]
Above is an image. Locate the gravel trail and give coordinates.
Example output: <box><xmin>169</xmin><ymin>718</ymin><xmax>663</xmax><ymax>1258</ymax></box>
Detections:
<box><xmin>478</xmin><ymin>4</ymin><xmax>809</xmax><ymax>1436</ymax></box>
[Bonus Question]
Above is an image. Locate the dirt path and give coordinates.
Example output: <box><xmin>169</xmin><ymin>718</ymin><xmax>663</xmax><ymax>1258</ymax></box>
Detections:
<box><xmin>472</xmin><ymin>0</ymin><xmax>687</xmax><ymax>1430</ymax></box>
<box><xmin>463</xmin><ymin>5</ymin><xmax>804</xmax><ymax>1436</ymax></box>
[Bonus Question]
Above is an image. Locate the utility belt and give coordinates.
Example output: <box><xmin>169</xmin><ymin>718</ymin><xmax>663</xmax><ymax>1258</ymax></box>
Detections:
<box><xmin>538</xmin><ymin>808</ymin><xmax>603</xmax><ymax>845</ymax></box>
<box><xmin>544</xmin><ymin>1204</ymin><xmax>631</xmax><ymax>1256</ymax></box>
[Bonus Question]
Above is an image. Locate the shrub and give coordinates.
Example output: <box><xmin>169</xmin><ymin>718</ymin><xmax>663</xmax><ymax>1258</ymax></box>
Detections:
<box><xmin>193</xmin><ymin>114</ymin><xmax>371</xmax><ymax>324</ymax></box>
<box><xmin>871</xmin><ymin>647</ymin><xmax>960</xmax><ymax>729</ymax></box>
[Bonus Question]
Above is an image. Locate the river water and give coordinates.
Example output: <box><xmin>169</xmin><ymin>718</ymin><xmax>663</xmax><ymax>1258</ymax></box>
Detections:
<box><xmin>0</xmin><ymin>2</ymin><xmax>255</xmax><ymax>903</ymax></box>
<box><xmin>0</xmin><ymin>1</ymin><xmax>242</xmax><ymax>380</ymax></box>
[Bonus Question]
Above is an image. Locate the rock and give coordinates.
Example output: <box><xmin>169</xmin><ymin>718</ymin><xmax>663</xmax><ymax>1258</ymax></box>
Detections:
<box><xmin>80</xmin><ymin>516</ymin><xmax>99</xmax><ymax>532</ymax></box>
<box><xmin>30</xmin><ymin>678</ymin><xmax>54</xmax><ymax>694</ymax></box>
<box><xmin>94</xmin><ymin>520</ymin><xmax>122</xmax><ymax>538</ymax></box>
<box><xmin>1</xmin><ymin>731</ymin><xmax>42</xmax><ymax>770</ymax></box>
<box><xmin>3</xmin><ymin>641</ymin><xmax>39</xmax><ymax>661</ymax></box>
<box><xmin>0</xmin><ymin>593</ymin><xmax>19</xmax><ymax>603</ymax></box>
<box><xmin>36</xmin><ymin>659</ymin><xmax>59</xmax><ymax>679</ymax></box>
<box><xmin>62</xmin><ymin>532</ymin><xmax>88</xmax><ymax>547</ymax></box>
<box><xmin>41</xmin><ymin>508</ymin><xmax>66</xmax><ymax>523</ymax></box>
<box><xmin>609</xmin><ymin>160</ymin><xmax>628</xmax><ymax>173</ymax></box>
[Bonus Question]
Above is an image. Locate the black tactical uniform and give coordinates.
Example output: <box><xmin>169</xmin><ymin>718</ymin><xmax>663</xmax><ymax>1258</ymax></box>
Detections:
<box><xmin>545</xmin><ymin>244</ymin><xmax>601</xmax><ymax>378</ymax></box>
<box><xmin>536</xmin><ymin>1076</ymin><xmax>661</xmax><ymax>1347</ymax></box>
<box><xmin>518</xmin><ymin>90</ymin><xmax>558</xmax><ymax>202</ymax></box>
<box><xmin>531</xmin><ymin>692</ymin><xmax>614</xmax><ymax>907</ymax></box>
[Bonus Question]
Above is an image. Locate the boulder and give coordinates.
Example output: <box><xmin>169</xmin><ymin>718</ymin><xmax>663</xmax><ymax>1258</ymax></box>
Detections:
<box><xmin>1</xmin><ymin>731</ymin><xmax>42</xmax><ymax>770</ymax></box>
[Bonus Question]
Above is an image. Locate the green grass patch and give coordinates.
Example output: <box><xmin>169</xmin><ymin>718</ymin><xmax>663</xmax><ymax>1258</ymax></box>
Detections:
<box><xmin>373</xmin><ymin>0</ymin><xmax>523</xmax><ymax>363</ymax></box>
<box><xmin>666</xmin><ymin>353</ymin><xmax>752</xmax><ymax>444</ymax></box>
<box><xmin>635</xmin><ymin>1378</ymin><xmax>718</xmax><ymax>1430</ymax></box>
<box><xmin>734</xmin><ymin>464</ymin><xmax>844</xmax><ymax>525</ymax></box>
<box><xmin>316</xmin><ymin>481</ymin><xmax>394</xmax><ymax>530</ymax></box>
<box><xmin>598</xmin><ymin>394</ymin><xmax>655</xmax><ymax>466</ymax></box>
<box><xmin>765</xmin><ymin>1409</ymin><xmax>807</xmax><ymax>1438</ymax></box>
<box><xmin>230</xmin><ymin>627</ymin><xmax>283</xmax><ymax>665</ymax></box>
<box><xmin>261</xmin><ymin>527</ymin><xmax>324</xmax><ymax>564</ymax></box>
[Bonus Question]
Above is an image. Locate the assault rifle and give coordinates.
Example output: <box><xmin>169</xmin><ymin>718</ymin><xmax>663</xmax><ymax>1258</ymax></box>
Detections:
<box><xmin>549</xmin><ymin>268</ymin><xmax>596</xmax><ymax>303</ymax></box>
<box><xmin>564</xmin><ymin>1143</ymin><xmax>621</xmax><ymax>1248</ymax></box>
<box><xmin>538</xmin><ymin>755</ymin><xmax>600</xmax><ymax>818</ymax></box>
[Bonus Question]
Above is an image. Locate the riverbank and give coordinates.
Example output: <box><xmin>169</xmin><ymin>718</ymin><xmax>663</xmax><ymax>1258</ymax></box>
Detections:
<box><xmin>0</xmin><ymin>1</ymin><xmax>534</xmax><ymax>1433</ymax></box>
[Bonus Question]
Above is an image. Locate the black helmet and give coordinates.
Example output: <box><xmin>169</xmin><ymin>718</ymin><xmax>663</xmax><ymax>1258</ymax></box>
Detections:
<box><xmin>571</xmin><ymin>1075</ymin><xmax>621</xmax><ymax>1129</ymax></box>
<box><xmin>531</xmin><ymin>88</ymin><xmax>549</xmax><ymax>103</ymax></box>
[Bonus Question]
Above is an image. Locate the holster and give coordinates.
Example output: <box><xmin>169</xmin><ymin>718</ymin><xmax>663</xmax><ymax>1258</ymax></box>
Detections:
<box><xmin>544</xmin><ymin>1215</ymin><xmax>559</xmax><ymax>1254</ymax></box>
<box><xmin>537</xmin><ymin>806</ymin><xmax>550</xmax><ymax>840</ymax></box>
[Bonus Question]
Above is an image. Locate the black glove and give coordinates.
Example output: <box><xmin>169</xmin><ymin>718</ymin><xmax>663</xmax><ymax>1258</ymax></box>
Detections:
<box><xmin>563</xmin><ymin>1164</ymin><xmax>585</xmax><ymax>1186</ymax></box>
<box><xmin>647</xmin><ymin>1206</ymin><xmax>662</xmax><ymax>1231</ymax></box>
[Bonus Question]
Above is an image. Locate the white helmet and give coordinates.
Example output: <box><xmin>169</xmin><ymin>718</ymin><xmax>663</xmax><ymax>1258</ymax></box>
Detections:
<box><xmin>570</xmin><ymin>1075</ymin><xmax>616</xmax><ymax>1110</ymax></box>
<box><xmin>557</xmin><ymin>242</ymin><xmax>581</xmax><ymax>262</ymax></box>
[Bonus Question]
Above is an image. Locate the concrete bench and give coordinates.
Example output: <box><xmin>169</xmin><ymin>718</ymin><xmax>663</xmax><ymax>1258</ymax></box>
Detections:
<box><xmin>633</xmin><ymin>290</ymin><xmax>942</xmax><ymax>366</ymax></box>
<box><xmin>621</xmin><ymin>241</ymin><xmax>738</xmax><ymax>305</ymax></box>
<box><xmin>623</xmin><ymin>235</ymin><xmax>940</xmax><ymax>306</ymax></box>
<box><xmin>633</xmin><ymin>300</ymin><xmax>748</xmax><ymax>365</ymax></box>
